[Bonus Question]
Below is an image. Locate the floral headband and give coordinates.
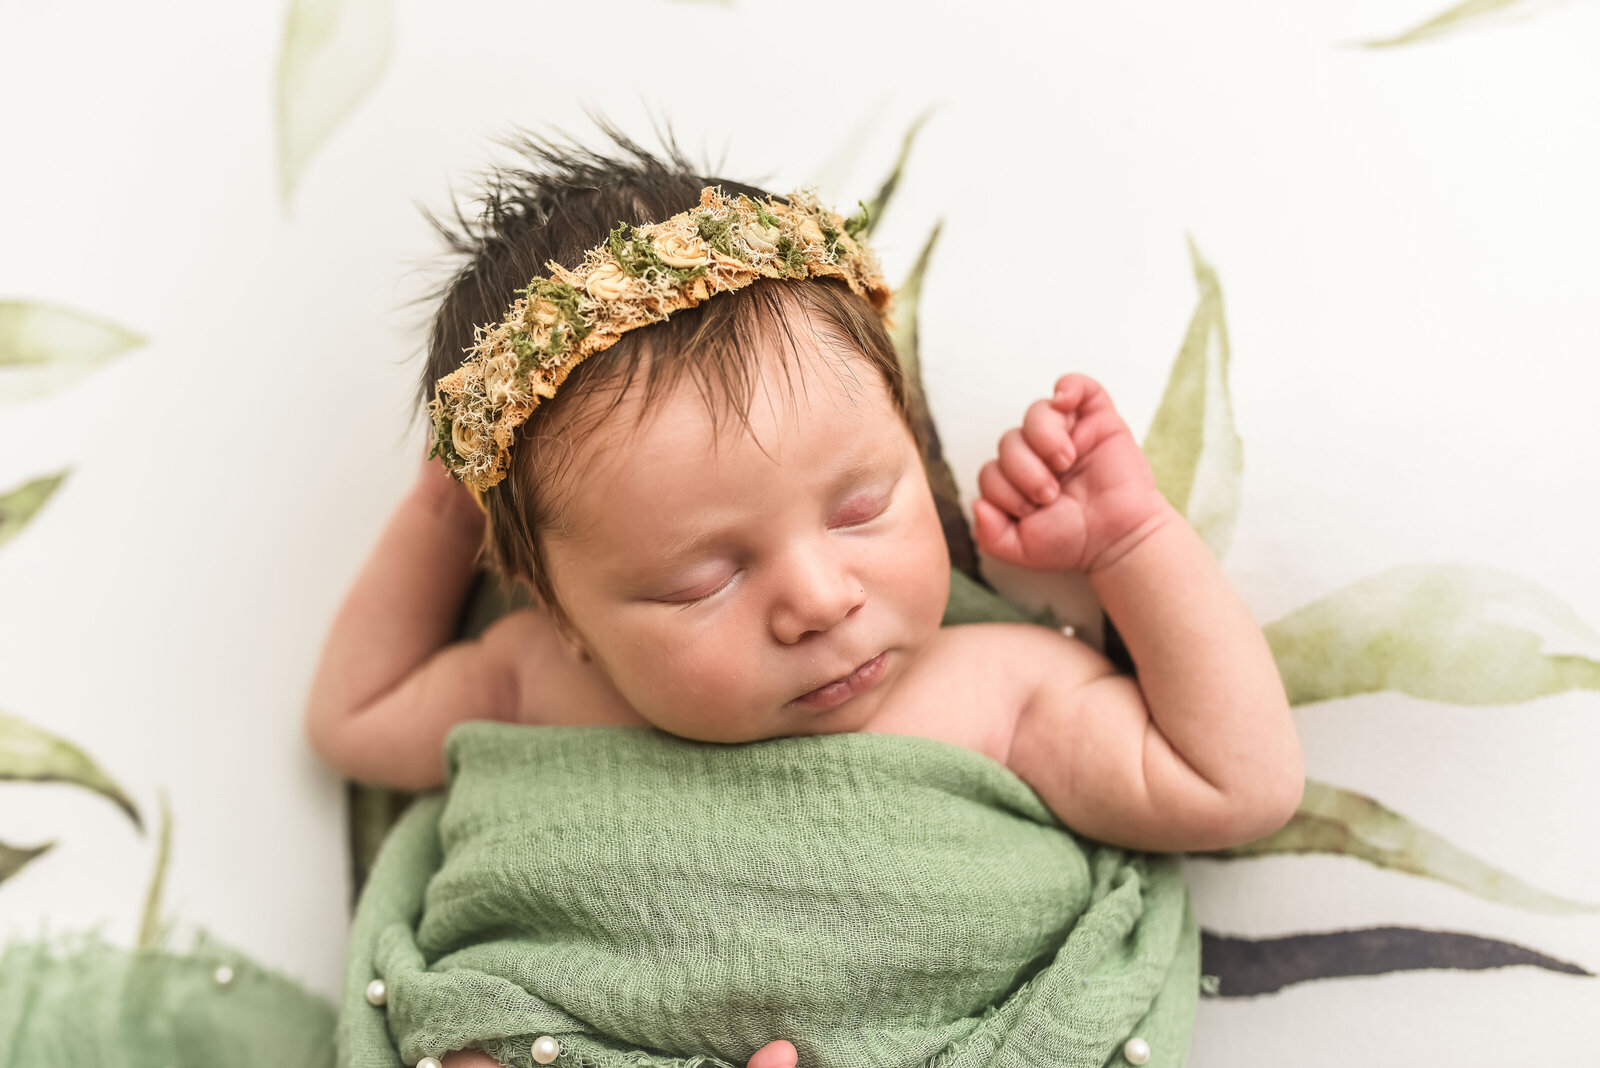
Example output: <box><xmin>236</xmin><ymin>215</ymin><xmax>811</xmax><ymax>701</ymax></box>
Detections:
<box><xmin>427</xmin><ymin>186</ymin><xmax>895</xmax><ymax>503</ymax></box>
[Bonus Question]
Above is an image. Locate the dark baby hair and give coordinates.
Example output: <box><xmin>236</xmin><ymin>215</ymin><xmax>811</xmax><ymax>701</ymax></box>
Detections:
<box><xmin>417</xmin><ymin>124</ymin><xmax>916</xmax><ymax>618</ymax></box>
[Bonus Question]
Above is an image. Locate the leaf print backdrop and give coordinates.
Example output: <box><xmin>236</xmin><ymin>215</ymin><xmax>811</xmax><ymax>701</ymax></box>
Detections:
<box><xmin>0</xmin><ymin>0</ymin><xmax>1596</xmax><ymax>1063</ymax></box>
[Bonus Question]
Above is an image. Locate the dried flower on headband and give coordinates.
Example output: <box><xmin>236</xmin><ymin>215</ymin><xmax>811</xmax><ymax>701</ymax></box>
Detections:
<box><xmin>428</xmin><ymin>186</ymin><xmax>894</xmax><ymax>496</ymax></box>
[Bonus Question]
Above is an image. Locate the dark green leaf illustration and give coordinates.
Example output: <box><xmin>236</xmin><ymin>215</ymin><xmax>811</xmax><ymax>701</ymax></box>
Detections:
<box><xmin>0</xmin><ymin>302</ymin><xmax>144</xmax><ymax>403</ymax></box>
<box><xmin>860</xmin><ymin>107</ymin><xmax>935</xmax><ymax>240</ymax></box>
<box><xmin>0</xmin><ymin>470</ymin><xmax>69</xmax><ymax>551</ymax></box>
<box><xmin>1196</xmin><ymin>779</ymin><xmax>1600</xmax><ymax>914</ymax></box>
<box><xmin>277</xmin><ymin>0</ymin><xmax>395</xmax><ymax>205</ymax></box>
<box><xmin>0</xmin><ymin>711</ymin><xmax>142</xmax><ymax>830</ymax></box>
<box><xmin>1199</xmin><ymin>925</ymin><xmax>1593</xmax><ymax>996</ymax></box>
<box><xmin>1359</xmin><ymin>0</ymin><xmax>1577</xmax><ymax>49</ymax></box>
<box><xmin>138</xmin><ymin>791</ymin><xmax>173</xmax><ymax>949</ymax></box>
<box><xmin>1142</xmin><ymin>238</ymin><xmax>1243</xmax><ymax>561</ymax></box>
<box><xmin>1265</xmin><ymin>563</ymin><xmax>1600</xmax><ymax>707</ymax></box>
<box><xmin>0</xmin><ymin>840</ymin><xmax>54</xmax><ymax>886</ymax></box>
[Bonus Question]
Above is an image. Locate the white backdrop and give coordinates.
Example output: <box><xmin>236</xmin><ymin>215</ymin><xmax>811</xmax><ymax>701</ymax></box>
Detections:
<box><xmin>2</xmin><ymin>0</ymin><xmax>1597</xmax><ymax>1062</ymax></box>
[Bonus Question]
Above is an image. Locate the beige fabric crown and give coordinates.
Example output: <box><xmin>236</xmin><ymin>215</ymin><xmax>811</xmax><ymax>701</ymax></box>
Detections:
<box><xmin>428</xmin><ymin>186</ymin><xmax>895</xmax><ymax>499</ymax></box>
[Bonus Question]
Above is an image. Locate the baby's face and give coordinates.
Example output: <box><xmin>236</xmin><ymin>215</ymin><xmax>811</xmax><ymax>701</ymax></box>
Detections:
<box><xmin>540</xmin><ymin>338</ymin><xmax>950</xmax><ymax>743</ymax></box>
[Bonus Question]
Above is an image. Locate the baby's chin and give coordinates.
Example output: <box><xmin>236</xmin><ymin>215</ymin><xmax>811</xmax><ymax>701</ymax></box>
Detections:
<box><xmin>634</xmin><ymin>700</ymin><xmax>879</xmax><ymax>745</ymax></box>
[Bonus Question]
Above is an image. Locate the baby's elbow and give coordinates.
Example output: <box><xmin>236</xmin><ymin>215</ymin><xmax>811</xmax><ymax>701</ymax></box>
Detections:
<box><xmin>1224</xmin><ymin>774</ymin><xmax>1304</xmax><ymax>847</ymax></box>
<box><xmin>303</xmin><ymin>699</ymin><xmax>342</xmax><ymax>772</ymax></box>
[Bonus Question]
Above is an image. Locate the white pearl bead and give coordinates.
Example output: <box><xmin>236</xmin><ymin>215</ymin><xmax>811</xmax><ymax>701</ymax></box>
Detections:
<box><xmin>532</xmin><ymin>1035</ymin><xmax>561</xmax><ymax>1064</ymax></box>
<box><xmin>417</xmin><ymin>1059</ymin><xmax>442</xmax><ymax>1068</ymax></box>
<box><xmin>1123</xmin><ymin>1036</ymin><xmax>1151</xmax><ymax>1065</ymax></box>
<box><xmin>365</xmin><ymin>978</ymin><xmax>387</xmax><ymax>1006</ymax></box>
<box><xmin>212</xmin><ymin>965</ymin><xmax>234</xmax><ymax>987</ymax></box>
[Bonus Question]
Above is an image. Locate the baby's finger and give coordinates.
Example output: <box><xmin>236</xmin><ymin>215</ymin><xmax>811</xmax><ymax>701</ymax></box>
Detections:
<box><xmin>997</xmin><ymin>427</ymin><xmax>1059</xmax><ymax>506</ymax></box>
<box><xmin>746</xmin><ymin>1041</ymin><xmax>798</xmax><ymax>1068</ymax></box>
<box><xmin>978</xmin><ymin>461</ymin><xmax>1035</xmax><ymax>519</ymax></box>
<box><xmin>1051</xmin><ymin>373</ymin><xmax>1109</xmax><ymax>418</ymax></box>
<box><xmin>973</xmin><ymin>497</ymin><xmax>1025</xmax><ymax>564</ymax></box>
<box><xmin>1021</xmin><ymin>398</ymin><xmax>1075</xmax><ymax>474</ymax></box>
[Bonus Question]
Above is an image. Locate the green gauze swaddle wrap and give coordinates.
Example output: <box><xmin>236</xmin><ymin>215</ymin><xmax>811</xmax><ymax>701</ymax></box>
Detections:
<box><xmin>339</xmin><ymin>722</ymin><xmax>1200</xmax><ymax>1068</ymax></box>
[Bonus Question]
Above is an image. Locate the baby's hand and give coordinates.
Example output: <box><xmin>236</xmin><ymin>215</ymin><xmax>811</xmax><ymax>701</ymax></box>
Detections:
<box><xmin>440</xmin><ymin>1042</ymin><xmax>797</xmax><ymax>1068</ymax></box>
<box><xmin>746</xmin><ymin>1040</ymin><xmax>798</xmax><ymax>1068</ymax></box>
<box><xmin>974</xmin><ymin>374</ymin><xmax>1168</xmax><ymax>573</ymax></box>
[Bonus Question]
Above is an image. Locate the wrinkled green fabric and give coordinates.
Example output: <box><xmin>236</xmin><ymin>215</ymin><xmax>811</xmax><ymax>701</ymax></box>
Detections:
<box><xmin>341</xmin><ymin>728</ymin><xmax>1198</xmax><ymax>1067</ymax></box>
<box><xmin>339</xmin><ymin>570</ymin><xmax>1198</xmax><ymax>1068</ymax></box>
<box><xmin>0</xmin><ymin>933</ymin><xmax>336</xmax><ymax>1067</ymax></box>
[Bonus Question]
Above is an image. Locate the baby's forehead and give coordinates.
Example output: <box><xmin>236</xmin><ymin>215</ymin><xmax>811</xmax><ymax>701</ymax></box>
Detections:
<box><xmin>544</xmin><ymin>354</ymin><xmax>908</xmax><ymax>539</ymax></box>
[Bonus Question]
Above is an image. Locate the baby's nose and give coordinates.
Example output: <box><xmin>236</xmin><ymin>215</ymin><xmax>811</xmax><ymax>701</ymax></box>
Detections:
<box><xmin>770</xmin><ymin>548</ymin><xmax>864</xmax><ymax>645</ymax></box>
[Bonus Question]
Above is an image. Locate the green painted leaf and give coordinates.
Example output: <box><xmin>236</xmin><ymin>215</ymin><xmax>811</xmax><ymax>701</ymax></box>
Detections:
<box><xmin>1197</xmin><ymin>778</ymin><xmax>1600</xmax><ymax>915</ymax></box>
<box><xmin>860</xmin><ymin>107</ymin><xmax>935</xmax><ymax>240</ymax></box>
<box><xmin>137</xmin><ymin>790</ymin><xmax>173</xmax><ymax>948</ymax></box>
<box><xmin>887</xmin><ymin>221</ymin><xmax>980</xmax><ymax>580</ymax></box>
<box><xmin>1359</xmin><ymin>0</ymin><xmax>1575</xmax><ymax>49</ymax></box>
<box><xmin>1200</xmin><ymin>924</ymin><xmax>1593</xmax><ymax>996</ymax></box>
<box><xmin>807</xmin><ymin>101</ymin><xmax>888</xmax><ymax>204</ymax></box>
<box><xmin>277</xmin><ymin>0</ymin><xmax>395</xmax><ymax>205</ymax></box>
<box><xmin>1141</xmin><ymin>238</ymin><xmax>1243</xmax><ymax>560</ymax></box>
<box><xmin>0</xmin><ymin>711</ymin><xmax>142</xmax><ymax>830</ymax></box>
<box><xmin>888</xmin><ymin>222</ymin><xmax>942</xmax><ymax>389</ymax></box>
<box><xmin>0</xmin><ymin>840</ymin><xmax>54</xmax><ymax>886</ymax></box>
<box><xmin>0</xmin><ymin>302</ymin><xmax>144</xmax><ymax>403</ymax></box>
<box><xmin>0</xmin><ymin>470</ymin><xmax>69</xmax><ymax>551</ymax></box>
<box><xmin>1265</xmin><ymin>563</ymin><xmax>1600</xmax><ymax>707</ymax></box>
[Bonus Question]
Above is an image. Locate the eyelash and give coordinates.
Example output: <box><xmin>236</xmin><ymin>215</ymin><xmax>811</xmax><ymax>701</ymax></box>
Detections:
<box><xmin>669</xmin><ymin>571</ymin><xmax>737</xmax><ymax>608</ymax></box>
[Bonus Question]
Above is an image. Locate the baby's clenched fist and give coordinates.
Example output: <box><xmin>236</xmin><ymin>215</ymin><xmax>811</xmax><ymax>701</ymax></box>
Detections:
<box><xmin>973</xmin><ymin>373</ymin><xmax>1171</xmax><ymax>573</ymax></box>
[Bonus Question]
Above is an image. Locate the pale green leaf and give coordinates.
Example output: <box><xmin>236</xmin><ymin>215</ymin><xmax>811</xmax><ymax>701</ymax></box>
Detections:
<box><xmin>1266</xmin><ymin>563</ymin><xmax>1600</xmax><ymax>706</ymax></box>
<box><xmin>887</xmin><ymin>221</ymin><xmax>943</xmax><ymax>386</ymax></box>
<box><xmin>807</xmin><ymin>100</ymin><xmax>889</xmax><ymax>204</ymax></box>
<box><xmin>137</xmin><ymin>790</ymin><xmax>173</xmax><ymax>948</ymax></box>
<box><xmin>0</xmin><ymin>470</ymin><xmax>70</xmax><ymax>551</ymax></box>
<box><xmin>860</xmin><ymin>107</ymin><xmax>935</xmax><ymax>240</ymax></box>
<box><xmin>1141</xmin><ymin>238</ymin><xmax>1243</xmax><ymax>560</ymax></box>
<box><xmin>0</xmin><ymin>302</ymin><xmax>144</xmax><ymax>403</ymax></box>
<box><xmin>1360</xmin><ymin>0</ymin><xmax>1577</xmax><ymax>49</ymax></box>
<box><xmin>277</xmin><ymin>0</ymin><xmax>395</xmax><ymax>205</ymax></box>
<box><xmin>0</xmin><ymin>711</ymin><xmax>141</xmax><ymax>830</ymax></box>
<box><xmin>1199</xmin><ymin>778</ymin><xmax>1600</xmax><ymax>914</ymax></box>
<box><xmin>0</xmin><ymin>840</ymin><xmax>54</xmax><ymax>886</ymax></box>
<box><xmin>886</xmin><ymin>221</ymin><xmax>980</xmax><ymax>577</ymax></box>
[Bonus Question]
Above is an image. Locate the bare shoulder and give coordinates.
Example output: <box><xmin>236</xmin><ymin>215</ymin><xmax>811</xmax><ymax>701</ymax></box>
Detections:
<box><xmin>868</xmin><ymin>623</ymin><xmax>1114</xmax><ymax>765</ymax></box>
<box><xmin>483</xmin><ymin>607</ymin><xmax>646</xmax><ymax>728</ymax></box>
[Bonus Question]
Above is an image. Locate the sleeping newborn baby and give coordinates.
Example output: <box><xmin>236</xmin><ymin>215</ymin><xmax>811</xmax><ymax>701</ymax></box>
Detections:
<box><xmin>304</xmin><ymin>145</ymin><xmax>1303</xmax><ymax>1068</ymax></box>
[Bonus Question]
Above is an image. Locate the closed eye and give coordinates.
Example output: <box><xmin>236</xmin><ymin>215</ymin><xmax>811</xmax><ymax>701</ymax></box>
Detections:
<box><xmin>659</xmin><ymin>570</ymin><xmax>739</xmax><ymax>607</ymax></box>
<box><xmin>830</xmin><ymin>490</ymin><xmax>891</xmax><ymax>529</ymax></box>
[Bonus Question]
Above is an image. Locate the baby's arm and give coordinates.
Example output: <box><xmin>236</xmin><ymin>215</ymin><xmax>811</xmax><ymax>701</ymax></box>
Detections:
<box><xmin>975</xmin><ymin>375</ymin><xmax>1304</xmax><ymax>852</ymax></box>
<box><xmin>302</xmin><ymin>449</ymin><xmax>531</xmax><ymax>790</ymax></box>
